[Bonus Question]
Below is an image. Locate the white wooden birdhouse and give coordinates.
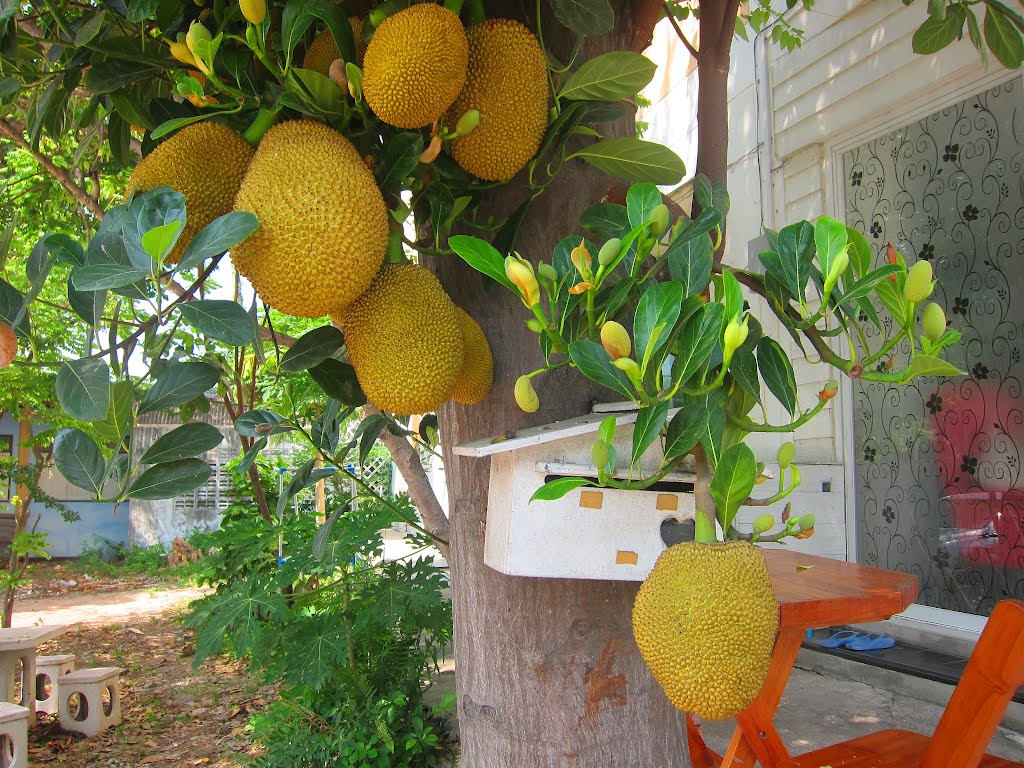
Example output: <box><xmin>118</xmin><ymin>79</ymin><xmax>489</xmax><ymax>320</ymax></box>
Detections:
<box><xmin>453</xmin><ymin>405</ymin><xmax>848</xmax><ymax>582</ymax></box>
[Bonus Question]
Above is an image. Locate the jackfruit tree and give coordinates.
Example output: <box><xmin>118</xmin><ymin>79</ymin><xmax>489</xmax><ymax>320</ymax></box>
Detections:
<box><xmin>0</xmin><ymin>0</ymin><xmax>1001</xmax><ymax>761</ymax></box>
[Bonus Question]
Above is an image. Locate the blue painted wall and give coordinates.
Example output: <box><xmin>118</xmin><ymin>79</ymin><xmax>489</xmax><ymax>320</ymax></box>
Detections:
<box><xmin>0</xmin><ymin>412</ymin><xmax>128</xmax><ymax>557</ymax></box>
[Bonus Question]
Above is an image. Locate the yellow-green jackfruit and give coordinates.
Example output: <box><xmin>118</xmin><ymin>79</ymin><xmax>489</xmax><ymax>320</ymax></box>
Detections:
<box><xmin>303</xmin><ymin>17</ymin><xmax>366</xmax><ymax>75</ymax></box>
<box><xmin>632</xmin><ymin>540</ymin><xmax>778</xmax><ymax>720</ymax></box>
<box><xmin>336</xmin><ymin>264</ymin><xmax>464</xmax><ymax>415</ymax></box>
<box><xmin>362</xmin><ymin>4</ymin><xmax>468</xmax><ymax>129</ymax></box>
<box><xmin>448</xmin><ymin>19</ymin><xmax>548</xmax><ymax>181</ymax></box>
<box><xmin>128</xmin><ymin>121</ymin><xmax>254</xmax><ymax>264</ymax></box>
<box><xmin>452</xmin><ymin>308</ymin><xmax>492</xmax><ymax>405</ymax></box>
<box><xmin>231</xmin><ymin>120</ymin><xmax>388</xmax><ymax>318</ymax></box>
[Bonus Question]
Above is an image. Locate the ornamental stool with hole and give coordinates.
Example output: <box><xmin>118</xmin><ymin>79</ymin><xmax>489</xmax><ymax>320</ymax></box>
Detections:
<box><xmin>0</xmin><ymin>652</ymin><xmax>34</xmax><ymax>712</ymax></box>
<box><xmin>34</xmin><ymin>655</ymin><xmax>75</xmax><ymax>716</ymax></box>
<box><xmin>58</xmin><ymin>668</ymin><xmax>122</xmax><ymax>737</ymax></box>
<box><xmin>0</xmin><ymin>702</ymin><xmax>30</xmax><ymax>768</ymax></box>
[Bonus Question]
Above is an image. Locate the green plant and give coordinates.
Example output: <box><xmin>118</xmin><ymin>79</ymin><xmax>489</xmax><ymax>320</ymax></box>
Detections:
<box><xmin>451</xmin><ymin>178</ymin><xmax>963</xmax><ymax>542</ymax></box>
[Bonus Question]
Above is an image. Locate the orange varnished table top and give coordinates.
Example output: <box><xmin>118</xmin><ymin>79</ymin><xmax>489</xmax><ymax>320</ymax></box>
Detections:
<box><xmin>766</xmin><ymin>549</ymin><xmax>920</xmax><ymax>628</ymax></box>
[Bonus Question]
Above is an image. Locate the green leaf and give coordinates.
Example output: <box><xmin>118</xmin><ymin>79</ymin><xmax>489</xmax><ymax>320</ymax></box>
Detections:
<box><xmin>634</xmin><ymin>281</ymin><xmax>683</xmax><ymax>371</ymax></box>
<box><xmin>530</xmin><ymin>477</ymin><xmax>593</xmax><ymax>503</ymax></box>
<box><xmin>984</xmin><ymin>5</ymin><xmax>1024</xmax><ymax>67</ymax></box>
<box><xmin>875</xmin><ymin>278</ymin><xmax>909</xmax><ymax>326</ymax></box>
<box><xmin>900</xmin><ymin>354</ymin><xmax>962</xmax><ymax>382</ymax></box>
<box><xmin>673</xmin><ymin>302</ymin><xmax>725</xmax><ymax>383</ymax></box>
<box><xmin>449</xmin><ymin>235</ymin><xmax>516</xmax><ymax>292</ymax></box>
<box><xmin>838</xmin><ymin>264</ymin><xmax>902</xmax><ymax>306</ymax></box>
<box><xmin>140</xmin><ymin>221</ymin><xmax>182</xmax><ymax>262</ymax></box>
<box><xmin>151</xmin><ymin>114</ymin><xmax>214</xmax><ymax>141</ymax></box>
<box><xmin>234</xmin><ymin>410</ymin><xmax>287</xmax><ymax>437</ymax></box>
<box><xmin>92</xmin><ymin>381</ymin><xmax>135</xmax><ymax>445</ymax></box>
<box><xmin>280</xmin><ymin>326</ymin><xmax>345</xmax><ymax>372</ymax></box>
<box><xmin>0</xmin><ymin>278</ymin><xmax>28</xmax><ymax>336</ymax></box>
<box><xmin>26</xmin><ymin>237</ymin><xmax>56</xmax><ymax>290</ymax></box>
<box><xmin>52</xmin><ymin>428</ymin><xmax>106</xmax><ymax>496</ymax></box>
<box><xmin>289</xmin><ymin>67</ymin><xmax>345</xmax><ymax>115</ymax></box>
<box><xmin>709</xmin><ymin>443</ymin><xmax>757</xmax><ymax>531</ymax></box>
<box><xmin>626</xmin><ymin>182</ymin><xmax>662</xmax><ymax>230</ymax></box>
<box><xmin>699</xmin><ymin>388</ymin><xmax>730</xmax><ymax>466</ymax></box>
<box><xmin>559</xmin><ymin>52</ymin><xmax>657</xmax><ymax>101</ymax></box>
<box><xmin>548</xmin><ymin>0</ymin><xmax>613</xmax><ymax>35</ymax></box>
<box><xmin>579</xmin><ymin>202</ymin><xmax>629</xmax><ymax>240</ymax></box>
<box><xmin>719</xmin><ymin>268</ymin><xmax>743</xmax><ymax>321</ymax></box>
<box><xmin>846</xmin><ymin>225</ymin><xmax>872</xmax><ymax>279</ymax></box>
<box><xmin>74</xmin><ymin>10</ymin><xmax>106</xmax><ymax>45</ymax></box>
<box><xmin>308</xmin><ymin>359</ymin><xmax>367</xmax><ymax>406</ymax></box>
<box><xmin>56</xmin><ymin>359</ymin><xmax>111</xmax><ymax>421</ymax></box>
<box><xmin>141</xmin><ymin>423</ymin><xmax>224</xmax><ymax>464</ymax></box>
<box><xmin>664</xmin><ymin>401</ymin><xmax>709</xmax><ymax>461</ymax></box>
<box><xmin>813</xmin><ymin>216</ymin><xmax>848</xmax><ymax>288</ymax></box>
<box><xmin>178</xmin><ymin>300</ymin><xmax>257</xmax><ymax>346</ymax></box>
<box><xmin>665</xmin><ymin>235</ymin><xmax>713</xmax><ymax>298</ymax></box>
<box><xmin>912</xmin><ymin>7</ymin><xmax>965</xmax><ymax>53</ymax></box>
<box><xmin>312</xmin><ymin>400</ymin><xmax>343</xmax><ymax>454</ymax></box>
<box><xmin>377</xmin><ymin>132</ymin><xmax>423</xmax><ymax>193</ymax></box>
<box><xmin>730</xmin><ymin>346</ymin><xmax>762</xmax><ymax>405</ymax></box>
<box><xmin>631</xmin><ymin>401</ymin><xmax>670</xmax><ymax>467</ymax></box>
<box><xmin>46</xmin><ymin>233</ymin><xmax>84</xmax><ymax>267</ymax></box>
<box><xmin>598</xmin><ymin>415</ymin><xmax>617</xmax><ymax>444</ymax></box>
<box><xmin>568</xmin><ymin>340</ymin><xmax>635</xmax><ymax>400</ymax></box>
<box><xmin>71</xmin><ymin>263</ymin><xmax>147</xmax><ymax>290</ymax></box>
<box><xmin>127</xmin><ymin>458</ymin><xmax>212</xmax><ymax>500</ymax></box>
<box><xmin>236</xmin><ymin>437</ymin><xmax>267</xmax><ymax>475</ymax></box>
<box><xmin>177</xmin><ymin>211</ymin><xmax>260</xmax><ymax>271</ymax></box>
<box><xmin>67</xmin><ymin>276</ymin><xmax>106</xmax><ymax>327</ymax></box>
<box><xmin>757</xmin><ymin>337</ymin><xmax>798</xmax><ymax>416</ymax></box>
<box><xmin>138</xmin><ymin>362</ymin><xmax>220</xmax><ymax>415</ymax></box>
<box><xmin>571</xmin><ymin>137</ymin><xmax>685</xmax><ymax>185</ymax></box>
<box><xmin>965</xmin><ymin>7</ymin><xmax>988</xmax><ymax>62</ymax></box>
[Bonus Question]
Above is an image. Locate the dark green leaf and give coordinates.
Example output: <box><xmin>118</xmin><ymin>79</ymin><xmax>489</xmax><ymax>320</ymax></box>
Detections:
<box><xmin>312</xmin><ymin>400</ymin><xmax>343</xmax><ymax>453</ymax></box>
<box><xmin>631</xmin><ymin>401</ymin><xmax>670</xmax><ymax>467</ymax></box>
<box><xmin>571</xmin><ymin>137</ymin><xmax>685</xmax><ymax>185</ymax></box>
<box><xmin>92</xmin><ymin>381</ymin><xmax>135</xmax><ymax>445</ymax></box>
<box><xmin>234</xmin><ymin>410</ymin><xmax>287</xmax><ymax>437</ymax></box>
<box><xmin>236</xmin><ymin>437</ymin><xmax>267</xmax><ymax>475</ymax></box>
<box><xmin>729</xmin><ymin>346</ymin><xmax>761</xmax><ymax>405</ymax></box>
<box><xmin>177</xmin><ymin>211</ymin><xmax>260</xmax><ymax>271</ymax></box>
<box><xmin>71</xmin><ymin>263</ymin><xmax>147</xmax><ymax>291</ymax></box>
<box><xmin>138</xmin><ymin>361</ymin><xmax>220</xmax><ymax>415</ymax></box>
<box><xmin>626</xmin><ymin>182</ymin><xmax>661</xmax><ymax>230</ymax></box>
<box><xmin>664</xmin><ymin>402</ymin><xmax>709</xmax><ymax>461</ymax></box>
<box><xmin>26</xmin><ymin>237</ymin><xmax>55</xmax><ymax>289</ymax></box>
<box><xmin>141</xmin><ymin>423</ymin><xmax>224</xmax><ymax>464</ymax></box>
<box><xmin>74</xmin><ymin>10</ymin><xmax>106</xmax><ymax>45</ymax></box>
<box><xmin>757</xmin><ymin>337</ymin><xmax>798</xmax><ymax>416</ymax></box>
<box><xmin>568</xmin><ymin>340</ymin><xmax>635</xmax><ymax>400</ymax></box>
<box><xmin>53</xmin><ymin>428</ymin><xmax>107</xmax><ymax>495</ymax></box>
<box><xmin>673</xmin><ymin>302</ymin><xmax>725</xmax><ymax>383</ymax></box>
<box><xmin>665</xmin><ymin>235</ymin><xmax>713</xmax><ymax>298</ymax></box>
<box><xmin>634</xmin><ymin>281</ymin><xmax>683</xmax><ymax>370</ymax></box>
<box><xmin>548</xmin><ymin>0</ymin><xmax>613</xmax><ymax>35</ymax></box>
<box><xmin>46</xmin><ymin>234</ymin><xmax>84</xmax><ymax>266</ymax></box>
<box><xmin>357</xmin><ymin>413</ymin><xmax>386</xmax><ymax>466</ymax></box>
<box><xmin>178</xmin><ymin>300</ymin><xmax>257</xmax><ymax>346</ymax></box>
<box><xmin>984</xmin><ymin>4</ymin><xmax>1024</xmax><ymax>67</ymax></box>
<box><xmin>0</xmin><ymin>278</ymin><xmax>28</xmax><ymax>336</ymax></box>
<box><xmin>377</xmin><ymin>132</ymin><xmax>423</xmax><ymax>193</ymax></box>
<box><xmin>559</xmin><ymin>52</ymin><xmax>656</xmax><ymax>101</ymax></box>
<box><xmin>67</xmin><ymin>276</ymin><xmax>106</xmax><ymax>327</ymax></box>
<box><xmin>912</xmin><ymin>7</ymin><xmax>965</xmax><ymax>53</ymax></box>
<box><xmin>709</xmin><ymin>443</ymin><xmax>757</xmax><ymax>531</ymax></box>
<box><xmin>308</xmin><ymin>359</ymin><xmax>367</xmax><ymax>406</ymax></box>
<box><xmin>280</xmin><ymin>326</ymin><xmax>345</xmax><ymax>372</ymax></box>
<box><xmin>530</xmin><ymin>477</ymin><xmax>593</xmax><ymax>503</ymax></box>
<box><xmin>56</xmin><ymin>359</ymin><xmax>111</xmax><ymax>421</ymax></box>
<box><xmin>579</xmin><ymin>202</ymin><xmax>629</xmax><ymax>239</ymax></box>
<box><xmin>127</xmin><ymin>458</ymin><xmax>212</xmax><ymax>500</ymax></box>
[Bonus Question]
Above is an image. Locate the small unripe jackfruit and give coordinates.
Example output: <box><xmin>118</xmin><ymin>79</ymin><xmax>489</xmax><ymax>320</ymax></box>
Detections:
<box><xmin>601</xmin><ymin>321</ymin><xmax>631</xmax><ymax>360</ymax></box>
<box><xmin>362</xmin><ymin>4</ymin><xmax>468</xmax><ymax>129</ymax></box>
<box><xmin>633</xmin><ymin>541</ymin><xmax>778</xmax><ymax>720</ymax></box>
<box><xmin>0</xmin><ymin>323</ymin><xmax>16</xmax><ymax>369</ymax></box>
<box><xmin>921</xmin><ymin>302</ymin><xmax>946</xmax><ymax>342</ymax></box>
<box><xmin>904</xmin><ymin>260</ymin><xmax>934</xmax><ymax>303</ymax></box>
<box><xmin>337</xmin><ymin>264</ymin><xmax>464</xmax><ymax>415</ymax></box>
<box><xmin>447</xmin><ymin>19</ymin><xmax>548</xmax><ymax>180</ymax></box>
<box><xmin>231</xmin><ymin>120</ymin><xmax>388</xmax><ymax>318</ymax></box>
<box><xmin>515</xmin><ymin>375</ymin><xmax>539</xmax><ymax>413</ymax></box>
<box><xmin>452</xmin><ymin>308</ymin><xmax>493</xmax><ymax>405</ymax></box>
<box><xmin>239</xmin><ymin>0</ymin><xmax>266</xmax><ymax>25</ymax></box>
<box><xmin>128</xmin><ymin>121</ymin><xmax>254</xmax><ymax>265</ymax></box>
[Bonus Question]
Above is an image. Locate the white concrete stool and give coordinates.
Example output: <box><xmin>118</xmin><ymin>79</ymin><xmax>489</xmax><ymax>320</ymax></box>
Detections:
<box><xmin>0</xmin><ymin>703</ymin><xmax>30</xmax><ymax>768</ymax></box>
<box><xmin>58</xmin><ymin>668</ymin><xmax>122</xmax><ymax>737</ymax></box>
<box><xmin>34</xmin><ymin>654</ymin><xmax>75</xmax><ymax>715</ymax></box>
<box><xmin>0</xmin><ymin>652</ymin><xmax>35</xmax><ymax>712</ymax></box>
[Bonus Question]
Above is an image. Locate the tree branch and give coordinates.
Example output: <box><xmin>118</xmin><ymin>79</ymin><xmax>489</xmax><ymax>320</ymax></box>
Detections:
<box><xmin>0</xmin><ymin>118</ymin><xmax>104</xmax><ymax>220</ymax></box>
<box><xmin>663</xmin><ymin>1</ymin><xmax>700</xmax><ymax>59</ymax></box>
<box><xmin>362</xmin><ymin>404</ymin><xmax>450</xmax><ymax>558</ymax></box>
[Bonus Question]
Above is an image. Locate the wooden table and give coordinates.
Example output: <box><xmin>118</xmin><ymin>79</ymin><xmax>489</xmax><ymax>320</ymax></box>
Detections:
<box><xmin>686</xmin><ymin>550</ymin><xmax>920</xmax><ymax>768</ymax></box>
<box><xmin>0</xmin><ymin>625</ymin><xmax>67</xmax><ymax>711</ymax></box>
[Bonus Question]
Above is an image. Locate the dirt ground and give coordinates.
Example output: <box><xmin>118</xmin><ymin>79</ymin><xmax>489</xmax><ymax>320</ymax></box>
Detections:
<box><xmin>11</xmin><ymin>571</ymin><xmax>275</xmax><ymax>768</ymax></box>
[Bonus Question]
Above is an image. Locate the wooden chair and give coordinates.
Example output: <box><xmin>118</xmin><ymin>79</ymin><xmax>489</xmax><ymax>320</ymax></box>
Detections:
<box><xmin>788</xmin><ymin>598</ymin><xmax>1024</xmax><ymax>768</ymax></box>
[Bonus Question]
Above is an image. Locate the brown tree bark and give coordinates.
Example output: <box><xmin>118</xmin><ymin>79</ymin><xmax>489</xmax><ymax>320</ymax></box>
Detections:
<box><xmin>427</xmin><ymin>1</ymin><xmax>692</xmax><ymax>764</ymax></box>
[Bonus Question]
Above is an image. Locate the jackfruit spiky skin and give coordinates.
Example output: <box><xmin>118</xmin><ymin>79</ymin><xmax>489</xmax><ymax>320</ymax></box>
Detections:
<box><xmin>128</xmin><ymin>121</ymin><xmax>254</xmax><ymax>264</ymax></box>
<box><xmin>632</xmin><ymin>541</ymin><xmax>778</xmax><ymax>720</ymax></box>
<box><xmin>302</xmin><ymin>17</ymin><xmax>366</xmax><ymax>74</ymax></box>
<box><xmin>452</xmin><ymin>308</ymin><xmax>492</xmax><ymax>405</ymax></box>
<box><xmin>448</xmin><ymin>19</ymin><xmax>548</xmax><ymax>181</ymax></box>
<box><xmin>231</xmin><ymin>120</ymin><xmax>388</xmax><ymax>318</ymax></box>
<box><xmin>362</xmin><ymin>4</ymin><xmax>468</xmax><ymax>129</ymax></box>
<box><xmin>336</xmin><ymin>264</ymin><xmax>464</xmax><ymax>415</ymax></box>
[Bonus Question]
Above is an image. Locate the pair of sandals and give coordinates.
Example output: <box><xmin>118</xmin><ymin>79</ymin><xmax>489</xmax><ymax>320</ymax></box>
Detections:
<box><xmin>821</xmin><ymin>630</ymin><xmax>895</xmax><ymax>651</ymax></box>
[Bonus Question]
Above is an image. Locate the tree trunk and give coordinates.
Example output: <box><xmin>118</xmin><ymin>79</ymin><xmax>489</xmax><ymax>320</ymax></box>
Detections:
<box><xmin>429</xmin><ymin>2</ymin><xmax>691</xmax><ymax>764</ymax></box>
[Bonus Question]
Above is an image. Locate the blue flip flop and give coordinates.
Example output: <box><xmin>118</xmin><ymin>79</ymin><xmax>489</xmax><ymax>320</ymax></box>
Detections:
<box><xmin>846</xmin><ymin>633</ymin><xmax>895</xmax><ymax>651</ymax></box>
<box><xmin>821</xmin><ymin>630</ymin><xmax>861</xmax><ymax>648</ymax></box>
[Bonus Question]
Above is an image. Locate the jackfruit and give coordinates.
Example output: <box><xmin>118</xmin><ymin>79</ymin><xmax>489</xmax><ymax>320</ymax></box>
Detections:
<box><xmin>362</xmin><ymin>4</ymin><xmax>468</xmax><ymax>129</ymax></box>
<box><xmin>128</xmin><ymin>121</ymin><xmax>254</xmax><ymax>264</ymax></box>
<box><xmin>302</xmin><ymin>17</ymin><xmax>366</xmax><ymax>75</ymax></box>
<box><xmin>0</xmin><ymin>322</ymin><xmax>16</xmax><ymax>369</ymax></box>
<box><xmin>447</xmin><ymin>19</ymin><xmax>548</xmax><ymax>181</ymax></box>
<box><xmin>231</xmin><ymin>120</ymin><xmax>388</xmax><ymax>318</ymax></box>
<box><xmin>452</xmin><ymin>308</ymin><xmax>492</xmax><ymax>405</ymax></box>
<box><xmin>336</xmin><ymin>264</ymin><xmax>464</xmax><ymax>415</ymax></box>
<box><xmin>632</xmin><ymin>540</ymin><xmax>778</xmax><ymax>720</ymax></box>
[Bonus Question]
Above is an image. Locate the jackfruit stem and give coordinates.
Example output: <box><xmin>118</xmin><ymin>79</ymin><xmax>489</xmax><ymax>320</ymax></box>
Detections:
<box><xmin>242</xmin><ymin>108</ymin><xmax>277</xmax><ymax>145</ymax></box>
<box><xmin>694</xmin><ymin>511</ymin><xmax>717</xmax><ymax>544</ymax></box>
<box><xmin>464</xmin><ymin>0</ymin><xmax>485</xmax><ymax>25</ymax></box>
<box><xmin>386</xmin><ymin>224</ymin><xmax>408</xmax><ymax>264</ymax></box>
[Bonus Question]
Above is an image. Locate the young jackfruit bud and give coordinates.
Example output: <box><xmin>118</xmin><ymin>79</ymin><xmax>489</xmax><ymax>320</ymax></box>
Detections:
<box><xmin>328</xmin><ymin>59</ymin><xmax>349</xmax><ymax>92</ymax></box>
<box><xmin>515</xmin><ymin>375</ymin><xmax>539</xmax><ymax>413</ymax></box>
<box><xmin>752</xmin><ymin>514</ymin><xmax>775</xmax><ymax>538</ymax></box>
<box><xmin>598</xmin><ymin>238</ymin><xmax>621</xmax><ymax>267</ymax></box>
<box><xmin>823</xmin><ymin>248</ymin><xmax>849</xmax><ymax>297</ymax></box>
<box><xmin>649</xmin><ymin>204</ymin><xmax>670</xmax><ymax>237</ymax></box>
<box><xmin>571</xmin><ymin>240</ymin><xmax>592</xmax><ymax>279</ymax></box>
<box><xmin>921</xmin><ymin>302</ymin><xmax>946</xmax><ymax>342</ymax></box>
<box><xmin>537</xmin><ymin>262</ymin><xmax>557</xmax><ymax>282</ymax></box>
<box><xmin>592</xmin><ymin>440</ymin><xmax>611</xmax><ymax>472</ymax></box>
<box><xmin>904</xmin><ymin>260</ymin><xmax>934</xmax><ymax>303</ymax></box>
<box><xmin>239</xmin><ymin>0</ymin><xmax>266</xmax><ymax>25</ymax></box>
<box><xmin>818</xmin><ymin>380</ymin><xmax>839</xmax><ymax>402</ymax></box>
<box><xmin>612</xmin><ymin>357</ymin><xmax>641</xmax><ymax>385</ymax></box>
<box><xmin>454</xmin><ymin>109</ymin><xmax>480</xmax><ymax>137</ymax></box>
<box><xmin>722</xmin><ymin>315</ymin><xmax>749</xmax><ymax>362</ymax></box>
<box><xmin>505</xmin><ymin>254</ymin><xmax>540</xmax><ymax>307</ymax></box>
<box><xmin>0</xmin><ymin>322</ymin><xmax>16</xmax><ymax>369</ymax></box>
<box><xmin>600</xmin><ymin>321</ymin><xmax>631</xmax><ymax>360</ymax></box>
<box><xmin>526</xmin><ymin>318</ymin><xmax>544</xmax><ymax>333</ymax></box>
<box><xmin>777</xmin><ymin>441</ymin><xmax>796</xmax><ymax>469</ymax></box>
<box><xmin>186</xmin><ymin>21</ymin><xmax>213</xmax><ymax>74</ymax></box>
<box><xmin>797</xmin><ymin>513</ymin><xmax>815</xmax><ymax>531</ymax></box>
<box><xmin>168</xmin><ymin>36</ymin><xmax>198</xmax><ymax>67</ymax></box>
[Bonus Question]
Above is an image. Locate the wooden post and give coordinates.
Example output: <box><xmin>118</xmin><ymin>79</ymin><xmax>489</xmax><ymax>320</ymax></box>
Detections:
<box><xmin>314</xmin><ymin>450</ymin><xmax>326</xmax><ymax>524</ymax></box>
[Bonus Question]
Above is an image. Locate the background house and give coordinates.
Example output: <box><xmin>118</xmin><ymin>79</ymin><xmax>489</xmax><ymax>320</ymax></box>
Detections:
<box><xmin>642</xmin><ymin>0</ymin><xmax>1023</xmax><ymax>643</ymax></box>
